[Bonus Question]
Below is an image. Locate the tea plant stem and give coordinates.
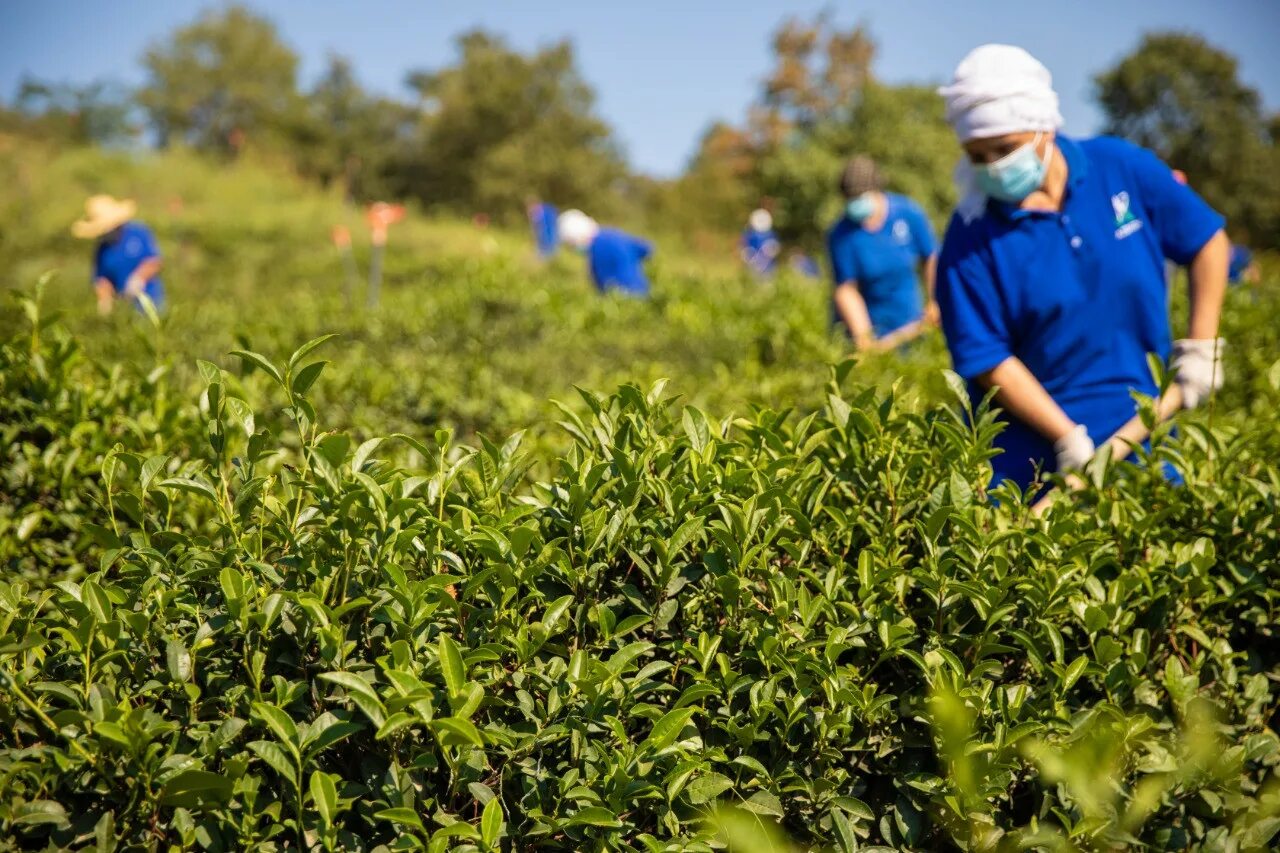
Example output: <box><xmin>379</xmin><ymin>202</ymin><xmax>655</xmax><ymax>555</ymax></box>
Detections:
<box><xmin>2</xmin><ymin>670</ymin><xmax>98</xmax><ymax>766</ymax></box>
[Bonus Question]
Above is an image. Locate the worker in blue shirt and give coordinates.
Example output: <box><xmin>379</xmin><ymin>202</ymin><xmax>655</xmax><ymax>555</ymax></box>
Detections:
<box><xmin>527</xmin><ymin>198</ymin><xmax>559</xmax><ymax>260</ymax></box>
<box><xmin>72</xmin><ymin>195</ymin><xmax>165</xmax><ymax>315</ymax></box>
<box><xmin>741</xmin><ymin>208</ymin><xmax>781</xmax><ymax>277</ymax></box>
<box><xmin>557</xmin><ymin>209</ymin><xmax>653</xmax><ymax>297</ymax></box>
<box><xmin>789</xmin><ymin>253</ymin><xmax>821</xmax><ymax>280</ymax></box>
<box><xmin>1228</xmin><ymin>244</ymin><xmax>1258</xmax><ymax>286</ymax></box>
<box><xmin>827</xmin><ymin>156</ymin><xmax>939</xmax><ymax>352</ymax></box>
<box><xmin>935</xmin><ymin>45</ymin><xmax>1229</xmax><ymax>494</ymax></box>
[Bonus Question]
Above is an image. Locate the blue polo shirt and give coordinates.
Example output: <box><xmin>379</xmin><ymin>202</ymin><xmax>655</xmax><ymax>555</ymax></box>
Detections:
<box><xmin>531</xmin><ymin>202</ymin><xmax>558</xmax><ymax>258</ymax></box>
<box><xmin>742</xmin><ymin>228</ymin><xmax>780</xmax><ymax>275</ymax></box>
<box><xmin>827</xmin><ymin>193</ymin><xmax>937</xmax><ymax>337</ymax></box>
<box><xmin>94</xmin><ymin>221</ymin><xmax>164</xmax><ymax>308</ymax></box>
<box><xmin>937</xmin><ymin>135</ymin><xmax>1224</xmax><ymax>490</ymax></box>
<box><xmin>588</xmin><ymin>228</ymin><xmax>652</xmax><ymax>296</ymax></box>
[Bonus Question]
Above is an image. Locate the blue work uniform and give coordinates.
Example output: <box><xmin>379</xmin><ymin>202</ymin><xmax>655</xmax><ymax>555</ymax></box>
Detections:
<box><xmin>827</xmin><ymin>194</ymin><xmax>937</xmax><ymax>337</ymax></box>
<box><xmin>94</xmin><ymin>221</ymin><xmax>164</xmax><ymax>310</ymax></box>
<box><xmin>937</xmin><ymin>135</ymin><xmax>1224</xmax><ymax>491</ymax></box>
<box><xmin>742</xmin><ymin>228</ymin><xmax>780</xmax><ymax>276</ymax></box>
<box><xmin>530</xmin><ymin>202</ymin><xmax>559</xmax><ymax>259</ymax></box>
<box><xmin>588</xmin><ymin>228</ymin><xmax>653</xmax><ymax>296</ymax></box>
<box><xmin>1228</xmin><ymin>244</ymin><xmax>1253</xmax><ymax>284</ymax></box>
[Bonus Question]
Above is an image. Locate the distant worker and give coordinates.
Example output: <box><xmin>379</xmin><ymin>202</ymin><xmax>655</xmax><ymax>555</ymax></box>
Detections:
<box><xmin>1228</xmin><ymin>244</ymin><xmax>1259</xmax><ymax>286</ymax></box>
<box><xmin>741</xmin><ymin>208</ymin><xmax>781</xmax><ymax>277</ymax></box>
<box><xmin>789</xmin><ymin>252</ymin><xmax>822</xmax><ymax>279</ymax></box>
<box><xmin>827</xmin><ymin>155</ymin><xmax>938</xmax><ymax>351</ymax></box>
<box><xmin>935</xmin><ymin>44</ymin><xmax>1229</xmax><ymax>493</ymax></box>
<box><xmin>72</xmin><ymin>195</ymin><xmax>164</xmax><ymax>315</ymax></box>
<box><xmin>557</xmin><ymin>209</ymin><xmax>653</xmax><ymax>297</ymax></box>
<box><xmin>527</xmin><ymin>198</ymin><xmax>559</xmax><ymax>260</ymax></box>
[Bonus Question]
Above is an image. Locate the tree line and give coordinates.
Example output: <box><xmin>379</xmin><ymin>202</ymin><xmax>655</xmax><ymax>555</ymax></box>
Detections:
<box><xmin>4</xmin><ymin>5</ymin><xmax>1277</xmax><ymax>249</ymax></box>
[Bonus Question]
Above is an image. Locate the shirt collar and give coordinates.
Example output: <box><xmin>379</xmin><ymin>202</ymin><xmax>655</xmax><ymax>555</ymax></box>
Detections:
<box><xmin>991</xmin><ymin>134</ymin><xmax>1089</xmax><ymax>221</ymax></box>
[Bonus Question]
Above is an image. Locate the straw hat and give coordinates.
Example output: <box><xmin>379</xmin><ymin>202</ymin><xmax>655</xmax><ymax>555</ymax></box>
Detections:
<box><xmin>71</xmin><ymin>195</ymin><xmax>136</xmax><ymax>239</ymax></box>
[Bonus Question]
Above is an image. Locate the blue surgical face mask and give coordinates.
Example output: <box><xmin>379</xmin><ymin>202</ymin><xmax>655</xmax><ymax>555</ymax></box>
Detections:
<box><xmin>976</xmin><ymin>133</ymin><xmax>1050</xmax><ymax>203</ymax></box>
<box><xmin>846</xmin><ymin>193</ymin><xmax>876</xmax><ymax>222</ymax></box>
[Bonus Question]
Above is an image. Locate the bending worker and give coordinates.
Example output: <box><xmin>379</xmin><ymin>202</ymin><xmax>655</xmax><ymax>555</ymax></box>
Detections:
<box><xmin>557</xmin><ymin>209</ymin><xmax>653</xmax><ymax>297</ymax></box>
<box><xmin>72</xmin><ymin>195</ymin><xmax>165</xmax><ymax>315</ymax></box>
<box><xmin>827</xmin><ymin>156</ymin><xmax>938</xmax><ymax>351</ymax></box>
<box><xmin>935</xmin><ymin>44</ymin><xmax>1229</xmax><ymax>493</ymax></box>
<box><xmin>741</xmin><ymin>208</ymin><xmax>781</xmax><ymax>277</ymax></box>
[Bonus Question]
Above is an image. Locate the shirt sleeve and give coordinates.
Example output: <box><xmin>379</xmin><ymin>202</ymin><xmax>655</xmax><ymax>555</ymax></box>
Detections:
<box><xmin>936</xmin><ymin>217</ymin><xmax>1012</xmax><ymax>379</ymax></box>
<box><xmin>909</xmin><ymin>203</ymin><xmax>938</xmax><ymax>258</ymax></box>
<box><xmin>827</xmin><ymin>226</ymin><xmax>859</xmax><ymax>286</ymax></box>
<box><xmin>1127</xmin><ymin>146</ymin><xmax>1224</xmax><ymax>265</ymax></box>
<box><xmin>92</xmin><ymin>245</ymin><xmax>106</xmax><ymax>282</ymax></box>
<box><xmin>633</xmin><ymin>237</ymin><xmax>653</xmax><ymax>261</ymax></box>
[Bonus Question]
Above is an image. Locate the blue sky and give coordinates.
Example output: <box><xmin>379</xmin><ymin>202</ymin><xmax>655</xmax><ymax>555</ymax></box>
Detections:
<box><xmin>2</xmin><ymin>1</ymin><xmax>1277</xmax><ymax>177</ymax></box>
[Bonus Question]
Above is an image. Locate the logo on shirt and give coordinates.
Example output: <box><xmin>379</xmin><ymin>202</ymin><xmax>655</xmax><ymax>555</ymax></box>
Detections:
<box><xmin>892</xmin><ymin>220</ymin><xmax>910</xmax><ymax>245</ymax></box>
<box><xmin>1111</xmin><ymin>191</ymin><xmax>1143</xmax><ymax>239</ymax></box>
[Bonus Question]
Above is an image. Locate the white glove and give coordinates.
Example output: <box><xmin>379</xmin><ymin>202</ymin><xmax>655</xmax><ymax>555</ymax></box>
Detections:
<box><xmin>1172</xmin><ymin>338</ymin><xmax>1225</xmax><ymax>409</ymax></box>
<box><xmin>1053</xmin><ymin>424</ymin><xmax>1095</xmax><ymax>472</ymax></box>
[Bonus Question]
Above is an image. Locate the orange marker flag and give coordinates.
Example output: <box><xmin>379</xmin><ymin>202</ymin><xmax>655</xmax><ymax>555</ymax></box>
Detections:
<box><xmin>366</xmin><ymin>202</ymin><xmax>406</xmax><ymax>246</ymax></box>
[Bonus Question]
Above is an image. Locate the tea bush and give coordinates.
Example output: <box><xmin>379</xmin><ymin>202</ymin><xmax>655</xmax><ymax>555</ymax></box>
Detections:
<box><xmin>2</xmin><ymin>280</ymin><xmax>1279</xmax><ymax>850</ymax></box>
<box><xmin>2</xmin><ymin>144</ymin><xmax>1279</xmax><ymax>850</ymax></box>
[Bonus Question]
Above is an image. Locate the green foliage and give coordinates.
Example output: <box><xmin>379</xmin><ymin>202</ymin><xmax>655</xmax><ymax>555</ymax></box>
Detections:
<box><xmin>2</xmin><ymin>257</ymin><xmax>1280</xmax><ymax>848</ymax></box>
<box><xmin>137</xmin><ymin>4</ymin><xmax>305</xmax><ymax>153</ymax></box>
<box><xmin>398</xmin><ymin>31</ymin><xmax>627</xmax><ymax>222</ymax></box>
<box><xmin>1095</xmin><ymin>32</ymin><xmax>1280</xmax><ymax>249</ymax></box>
<box><xmin>657</xmin><ymin>16</ymin><xmax>957</xmax><ymax>254</ymax></box>
<box><xmin>0</xmin><ymin>77</ymin><xmax>136</xmax><ymax>146</ymax></box>
<box><xmin>291</xmin><ymin>56</ymin><xmax>418</xmax><ymax>202</ymax></box>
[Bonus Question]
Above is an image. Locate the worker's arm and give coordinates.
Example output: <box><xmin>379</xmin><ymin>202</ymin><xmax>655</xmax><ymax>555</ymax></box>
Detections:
<box><xmin>1185</xmin><ymin>230</ymin><xmax>1228</xmax><ymax>340</ymax></box>
<box><xmin>833</xmin><ymin>282</ymin><xmax>875</xmax><ymax>351</ymax></box>
<box><xmin>94</xmin><ymin>278</ymin><xmax>115</xmax><ymax>316</ymax></box>
<box><xmin>976</xmin><ymin>356</ymin><xmax>1077</xmax><ymax>444</ymax></box>
<box><xmin>922</xmin><ymin>253</ymin><xmax>940</xmax><ymax>325</ymax></box>
<box><xmin>876</xmin><ymin>319</ymin><xmax>927</xmax><ymax>350</ymax></box>
<box><xmin>124</xmin><ymin>257</ymin><xmax>162</xmax><ymax>298</ymax></box>
<box><xmin>1170</xmin><ymin>229</ymin><xmax>1230</xmax><ymax>408</ymax></box>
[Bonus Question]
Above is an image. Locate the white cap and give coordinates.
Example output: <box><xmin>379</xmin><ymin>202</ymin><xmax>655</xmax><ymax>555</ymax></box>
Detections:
<box><xmin>938</xmin><ymin>44</ymin><xmax>1063</xmax><ymax>142</ymax></box>
<box><xmin>558</xmin><ymin>209</ymin><xmax>599</xmax><ymax>250</ymax></box>
<box><xmin>748</xmin><ymin>209</ymin><xmax>773</xmax><ymax>232</ymax></box>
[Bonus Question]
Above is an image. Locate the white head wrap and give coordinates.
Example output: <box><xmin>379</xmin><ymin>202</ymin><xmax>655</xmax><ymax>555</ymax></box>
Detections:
<box><xmin>938</xmin><ymin>44</ymin><xmax>1063</xmax><ymax>142</ymax></box>
<box><xmin>557</xmin><ymin>209</ymin><xmax>599</xmax><ymax>250</ymax></box>
<box><xmin>748</xmin><ymin>209</ymin><xmax>772</xmax><ymax>233</ymax></box>
<box><xmin>938</xmin><ymin>45</ymin><xmax>1064</xmax><ymax>220</ymax></box>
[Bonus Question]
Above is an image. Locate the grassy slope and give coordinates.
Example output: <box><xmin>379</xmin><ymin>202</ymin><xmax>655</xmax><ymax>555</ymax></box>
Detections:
<box><xmin>1</xmin><ymin>134</ymin><xmax>1275</xmax><ymax>446</ymax></box>
<box><xmin>0</xmin><ymin>136</ymin><xmax>959</xmax><ymax>456</ymax></box>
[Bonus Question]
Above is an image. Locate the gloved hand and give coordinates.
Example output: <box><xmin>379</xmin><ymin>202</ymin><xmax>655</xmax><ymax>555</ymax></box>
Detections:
<box><xmin>1053</xmin><ymin>424</ymin><xmax>1095</xmax><ymax>472</ymax></box>
<box><xmin>1172</xmin><ymin>338</ymin><xmax>1225</xmax><ymax>409</ymax></box>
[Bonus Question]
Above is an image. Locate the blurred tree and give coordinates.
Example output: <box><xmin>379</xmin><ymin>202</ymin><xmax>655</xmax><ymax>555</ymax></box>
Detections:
<box><xmin>648</xmin><ymin>15</ymin><xmax>956</xmax><ymax>254</ymax></box>
<box><xmin>1096</xmin><ymin>32</ymin><xmax>1280</xmax><ymax>248</ymax></box>
<box><xmin>758</xmin><ymin>13</ymin><xmax>875</xmax><ymax>135</ymax></box>
<box><xmin>397</xmin><ymin>31</ymin><xmax>626</xmax><ymax>221</ymax></box>
<box><xmin>661</xmin><ymin>122</ymin><xmax>760</xmax><ymax>243</ymax></box>
<box><xmin>292</xmin><ymin>55</ymin><xmax>416</xmax><ymax>201</ymax></box>
<box><xmin>1</xmin><ymin>77</ymin><xmax>136</xmax><ymax>145</ymax></box>
<box><xmin>752</xmin><ymin>17</ymin><xmax>955</xmax><ymax>248</ymax></box>
<box><xmin>137</xmin><ymin>4</ymin><xmax>303</xmax><ymax>155</ymax></box>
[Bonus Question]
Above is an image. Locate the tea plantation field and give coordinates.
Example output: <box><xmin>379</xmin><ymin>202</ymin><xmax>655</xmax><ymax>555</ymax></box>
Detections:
<box><xmin>2</xmin><ymin>143</ymin><xmax>1279</xmax><ymax>851</ymax></box>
